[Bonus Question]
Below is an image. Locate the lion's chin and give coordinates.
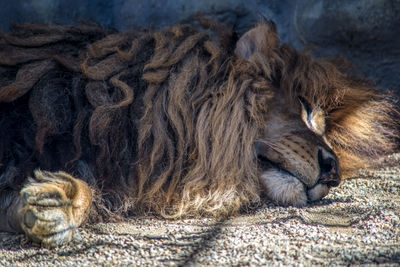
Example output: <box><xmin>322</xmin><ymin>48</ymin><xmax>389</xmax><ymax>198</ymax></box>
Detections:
<box><xmin>260</xmin><ymin>169</ymin><xmax>330</xmax><ymax>207</ymax></box>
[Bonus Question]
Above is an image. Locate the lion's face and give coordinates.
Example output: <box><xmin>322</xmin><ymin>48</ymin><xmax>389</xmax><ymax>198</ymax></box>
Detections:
<box><xmin>235</xmin><ymin>22</ymin><xmax>342</xmax><ymax>207</ymax></box>
<box><xmin>256</xmin><ymin>95</ymin><xmax>341</xmax><ymax>206</ymax></box>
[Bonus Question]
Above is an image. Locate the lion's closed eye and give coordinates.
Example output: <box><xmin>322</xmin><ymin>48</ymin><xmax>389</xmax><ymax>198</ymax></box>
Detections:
<box><xmin>299</xmin><ymin>96</ymin><xmax>326</xmax><ymax>136</ymax></box>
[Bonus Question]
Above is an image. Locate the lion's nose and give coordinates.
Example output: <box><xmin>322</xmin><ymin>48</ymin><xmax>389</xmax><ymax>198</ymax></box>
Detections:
<box><xmin>317</xmin><ymin>148</ymin><xmax>341</xmax><ymax>187</ymax></box>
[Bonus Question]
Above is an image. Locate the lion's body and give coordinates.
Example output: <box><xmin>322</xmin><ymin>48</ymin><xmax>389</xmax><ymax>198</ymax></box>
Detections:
<box><xmin>0</xmin><ymin>24</ymin><xmax>269</xmax><ymax>218</ymax></box>
<box><xmin>0</xmin><ymin>21</ymin><xmax>397</xmax><ymax>246</ymax></box>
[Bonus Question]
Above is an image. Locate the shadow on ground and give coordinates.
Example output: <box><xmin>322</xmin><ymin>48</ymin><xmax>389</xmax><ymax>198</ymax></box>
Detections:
<box><xmin>1</xmin><ymin>155</ymin><xmax>400</xmax><ymax>266</ymax></box>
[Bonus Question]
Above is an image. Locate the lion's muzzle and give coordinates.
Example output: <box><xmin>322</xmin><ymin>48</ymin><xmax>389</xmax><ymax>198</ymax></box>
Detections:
<box><xmin>256</xmin><ymin>133</ymin><xmax>342</xmax><ymax>207</ymax></box>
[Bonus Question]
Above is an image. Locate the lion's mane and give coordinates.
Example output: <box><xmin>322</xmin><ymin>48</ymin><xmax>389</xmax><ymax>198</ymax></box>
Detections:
<box><xmin>0</xmin><ymin>21</ymin><xmax>397</xmax><ymax>219</ymax></box>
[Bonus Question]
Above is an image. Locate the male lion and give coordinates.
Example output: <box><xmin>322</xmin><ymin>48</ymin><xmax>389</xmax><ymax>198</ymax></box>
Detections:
<box><xmin>0</xmin><ymin>20</ymin><xmax>397</xmax><ymax>246</ymax></box>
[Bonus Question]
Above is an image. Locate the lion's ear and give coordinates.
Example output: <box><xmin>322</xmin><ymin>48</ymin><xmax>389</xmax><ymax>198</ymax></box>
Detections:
<box><xmin>234</xmin><ymin>22</ymin><xmax>279</xmax><ymax>59</ymax></box>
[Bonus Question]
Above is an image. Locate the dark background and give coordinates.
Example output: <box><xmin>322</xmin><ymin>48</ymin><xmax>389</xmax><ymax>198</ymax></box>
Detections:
<box><xmin>1</xmin><ymin>0</ymin><xmax>399</xmax><ymax>91</ymax></box>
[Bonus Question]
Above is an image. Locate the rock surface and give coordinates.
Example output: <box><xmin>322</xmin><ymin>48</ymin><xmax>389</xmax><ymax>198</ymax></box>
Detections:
<box><xmin>0</xmin><ymin>0</ymin><xmax>399</xmax><ymax>91</ymax></box>
<box><xmin>1</xmin><ymin>155</ymin><xmax>400</xmax><ymax>266</ymax></box>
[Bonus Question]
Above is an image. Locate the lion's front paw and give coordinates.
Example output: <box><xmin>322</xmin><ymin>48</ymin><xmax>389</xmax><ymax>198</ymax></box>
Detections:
<box><xmin>19</xmin><ymin>170</ymin><xmax>92</xmax><ymax>247</ymax></box>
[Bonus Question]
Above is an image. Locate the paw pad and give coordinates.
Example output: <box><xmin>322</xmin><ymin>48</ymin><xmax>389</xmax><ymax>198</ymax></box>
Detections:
<box><xmin>24</xmin><ymin>210</ymin><xmax>37</xmax><ymax>229</ymax></box>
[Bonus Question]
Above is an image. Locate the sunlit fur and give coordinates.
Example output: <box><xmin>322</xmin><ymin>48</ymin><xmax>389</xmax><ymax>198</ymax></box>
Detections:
<box><xmin>0</xmin><ymin>20</ymin><xmax>397</xmax><ymax>219</ymax></box>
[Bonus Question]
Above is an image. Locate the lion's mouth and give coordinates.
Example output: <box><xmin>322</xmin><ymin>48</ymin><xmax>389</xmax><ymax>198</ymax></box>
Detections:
<box><xmin>257</xmin><ymin>155</ymin><xmax>331</xmax><ymax>206</ymax></box>
<box><xmin>257</xmin><ymin>155</ymin><xmax>308</xmax><ymax>186</ymax></box>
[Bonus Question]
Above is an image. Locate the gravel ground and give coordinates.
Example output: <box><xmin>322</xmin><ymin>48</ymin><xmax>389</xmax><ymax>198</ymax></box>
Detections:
<box><xmin>1</xmin><ymin>155</ymin><xmax>400</xmax><ymax>266</ymax></box>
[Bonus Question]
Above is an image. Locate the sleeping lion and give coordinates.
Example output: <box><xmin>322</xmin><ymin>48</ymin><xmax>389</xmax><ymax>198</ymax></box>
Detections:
<box><xmin>0</xmin><ymin>20</ymin><xmax>397</xmax><ymax>246</ymax></box>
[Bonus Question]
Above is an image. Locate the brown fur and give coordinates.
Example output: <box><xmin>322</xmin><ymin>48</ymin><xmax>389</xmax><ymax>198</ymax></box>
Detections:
<box><xmin>0</xmin><ymin>21</ymin><xmax>397</xmax><ymax>219</ymax></box>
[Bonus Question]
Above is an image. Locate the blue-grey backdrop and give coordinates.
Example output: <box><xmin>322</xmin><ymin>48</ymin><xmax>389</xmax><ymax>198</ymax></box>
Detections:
<box><xmin>1</xmin><ymin>0</ymin><xmax>399</xmax><ymax>91</ymax></box>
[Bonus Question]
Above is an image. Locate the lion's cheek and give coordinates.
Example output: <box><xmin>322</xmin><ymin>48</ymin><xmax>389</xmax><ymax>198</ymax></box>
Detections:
<box><xmin>260</xmin><ymin>170</ymin><xmax>308</xmax><ymax>207</ymax></box>
<box><xmin>307</xmin><ymin>184</ymin><xmax>330</xmax><ymax>202</ymax></box>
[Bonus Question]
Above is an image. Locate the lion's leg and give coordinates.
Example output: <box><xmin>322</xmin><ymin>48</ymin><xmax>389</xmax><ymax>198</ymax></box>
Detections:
<box><xmin>4</xmin><ymin>170</ymin><xmax>93</xmax><ymax>247</ymax></box>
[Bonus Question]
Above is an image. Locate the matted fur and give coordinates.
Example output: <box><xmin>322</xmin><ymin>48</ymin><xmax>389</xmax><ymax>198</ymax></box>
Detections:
<box><xmin>0</xmin><ymin>21</ymin><xmax>397</xmax><ymax>219</ymax></box>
